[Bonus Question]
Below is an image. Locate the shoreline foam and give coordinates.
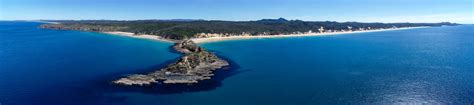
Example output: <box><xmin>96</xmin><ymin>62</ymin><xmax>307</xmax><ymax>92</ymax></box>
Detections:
<box><xmin>191</xmin><ymin>27</ymin><xmax>428</xmax><ymax>43</ymax></box>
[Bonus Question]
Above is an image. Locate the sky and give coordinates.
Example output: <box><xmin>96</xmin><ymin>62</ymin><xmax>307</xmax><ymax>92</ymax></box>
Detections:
<box><xmin>1</xmin><ymin>0</ymin><xmax>473</xmax><ymax>23</ymax></box>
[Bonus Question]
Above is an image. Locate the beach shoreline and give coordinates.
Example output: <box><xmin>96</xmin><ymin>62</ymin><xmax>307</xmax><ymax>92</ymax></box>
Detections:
<box><xmin>103</xmin><ymin>27</ymin><xmax>427</xmax><ymax>44</ymax></box>
<box><xmin>102</xmin><ymin>32</ymin><xmax>176</xmax><ymax>43</ymax></box>
<box><xmin>191</xmin><ymin>27</ymin><xmax>428</xmax><ymax>43</ymax></box>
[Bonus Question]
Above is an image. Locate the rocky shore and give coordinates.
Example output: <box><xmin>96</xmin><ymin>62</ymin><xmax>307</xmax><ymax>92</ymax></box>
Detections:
<box><xmin>113</xmin><ymin>40</ymin><xmax>229</xmax><ymax>85</ymax></box>
<box><xmin>40</xmin><ymin>24</ymin><xmax>230</xmax><ymax>86</ymax></box>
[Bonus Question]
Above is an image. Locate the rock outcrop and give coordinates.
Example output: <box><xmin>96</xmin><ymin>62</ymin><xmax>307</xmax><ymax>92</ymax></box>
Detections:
<box><xmin>113</xmin><ymin>40</ymin><xmax>229</xmax><ymax>85</ymax></box>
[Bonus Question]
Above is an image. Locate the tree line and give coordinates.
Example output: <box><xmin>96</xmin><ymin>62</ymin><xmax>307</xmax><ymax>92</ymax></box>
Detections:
<box><xmin>41</xmin><ymin>18</ymin><xmax>458</xmax><ymax>40</ymax></box>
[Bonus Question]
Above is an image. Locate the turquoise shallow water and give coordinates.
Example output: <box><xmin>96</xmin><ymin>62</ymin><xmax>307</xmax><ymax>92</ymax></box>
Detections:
<box><xmin>1</xmin><ymin>22</ymin><xmax>473</xmax><ymax>105</ymax></box>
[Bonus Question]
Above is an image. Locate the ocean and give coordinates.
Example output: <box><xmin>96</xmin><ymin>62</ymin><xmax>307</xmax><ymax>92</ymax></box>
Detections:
<box><xmin>1</xmin><ymin>21</ymin><xmax>473</xmax><ymax>105</ymax></box>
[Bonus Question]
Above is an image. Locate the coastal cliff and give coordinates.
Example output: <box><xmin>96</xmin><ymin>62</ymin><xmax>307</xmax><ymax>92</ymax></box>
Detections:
<box><xmin>113</xmin><ymin>40</ymin><xmax>229</xmax><ymax>85</ymax></box>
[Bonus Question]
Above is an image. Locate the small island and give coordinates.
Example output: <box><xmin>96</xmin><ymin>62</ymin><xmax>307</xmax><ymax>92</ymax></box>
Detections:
<box><xmin>113</xmin><ymin>40</ymin><xmax>229</xmax><ymax>85</ymax></box>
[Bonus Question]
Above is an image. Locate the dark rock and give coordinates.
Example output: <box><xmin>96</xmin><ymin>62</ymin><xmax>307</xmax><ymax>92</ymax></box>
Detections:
<box><xmin>113</xmin><ymin>40</ymin><xmax>229</xmax><ymax>85</ymax></box>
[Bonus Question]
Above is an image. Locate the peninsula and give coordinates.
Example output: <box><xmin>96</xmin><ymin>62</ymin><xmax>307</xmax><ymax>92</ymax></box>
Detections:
<box><xmin>39</xmin><ymin>18</ymin><xmax>457</xmax><ymax>41</ymax></box>
<box><xmin>39</xmin><ymin>18</ymin><xmax>458</xmax><ymax>85</ymax></box>
<box><xmin>113</xmin><ymin>40</ymin><xmax>229</xmax><ymax>85</ymax></box>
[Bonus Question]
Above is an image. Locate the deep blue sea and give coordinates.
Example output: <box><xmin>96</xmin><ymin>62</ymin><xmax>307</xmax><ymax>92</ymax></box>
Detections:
<box><xmin>1</xmin><ymin>21</ymin><xmax>473</xmax><ymax>105</ymax></box>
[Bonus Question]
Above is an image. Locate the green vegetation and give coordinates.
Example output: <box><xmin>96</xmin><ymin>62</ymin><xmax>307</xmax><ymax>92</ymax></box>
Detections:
<box><xmin>40</xmin><ymin>18</ymin><xmax>458</xmax><ymax>40</ymax></box>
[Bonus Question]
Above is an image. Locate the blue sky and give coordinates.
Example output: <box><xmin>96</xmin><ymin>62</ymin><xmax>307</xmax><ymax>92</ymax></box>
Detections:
<box><xmin>1</xmin><ymin>0</ymin><xmax>473</xmax><ymax>23</ymax></box>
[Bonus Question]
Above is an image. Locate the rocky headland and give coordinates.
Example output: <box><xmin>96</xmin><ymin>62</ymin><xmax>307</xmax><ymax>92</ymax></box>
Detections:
<box><xmin>40</xmin><ymin>23</ymin><xmax>230</xmax><ymax>86</ymax></box>
<box><xmin>113</xmin><ymin>40</ymin><xmax>229</xmax><ymax>85</ymax></box>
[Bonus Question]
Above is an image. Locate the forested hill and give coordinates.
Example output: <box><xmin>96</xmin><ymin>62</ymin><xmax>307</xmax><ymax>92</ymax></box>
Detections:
<box><xmin>40</xmin><ymin>18</ymin><xmax>458</xmax><ymax>40</ymax></box>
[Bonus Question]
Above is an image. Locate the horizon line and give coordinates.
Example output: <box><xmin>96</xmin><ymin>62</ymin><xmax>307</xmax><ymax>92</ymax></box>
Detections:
<box><xmin>0</xmin><ymin>18</ymin><xmax>462</xmax><ymax>24</ymax></box>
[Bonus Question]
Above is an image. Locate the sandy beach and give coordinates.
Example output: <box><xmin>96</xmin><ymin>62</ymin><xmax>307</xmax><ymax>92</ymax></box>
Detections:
<box><xmin>103</xmin><ymin>27</ymin><xmax>427</xmax><ymax>44</ymax></box>
<box><xmin>191</xmin><ymin>27</ymin><xmax>428</xmax><ymax>43</ymax></box>
<box><xmin>103</xmin><ymin>32</ymin><xmax>176</xmax><ymax>43</ymax></box>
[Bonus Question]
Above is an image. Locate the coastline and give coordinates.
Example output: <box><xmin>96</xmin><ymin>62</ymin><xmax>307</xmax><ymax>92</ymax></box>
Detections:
<box><xmin>102</xmin><ymin>32</ymin><xmax>176</xmax><ymax>43</ymax></box>
<box><xmin>101</xmin><ymin>27</ymin><xmax>427</xmax><ymax>44</ymax></box>
<box><xmin>191</xmin><ymin>27</ymin><xmax>428</xmax><ymax>43</ymax></box>
<box><xmin>113</xmin><ymin>40</ymin><xmax>229</xmax><ymax>85</ymax></box>
<box><xmin>31</xmin><ymin>20</ymin><xmax>61</xmax><ymax>24</ymax></box>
